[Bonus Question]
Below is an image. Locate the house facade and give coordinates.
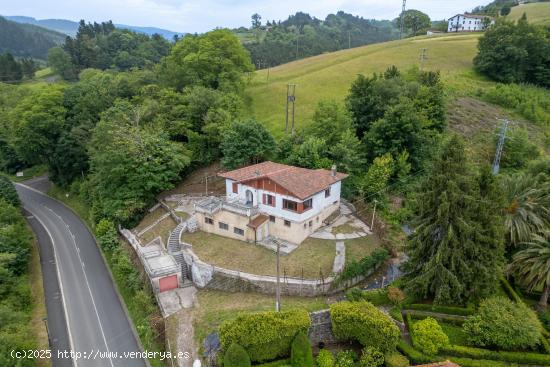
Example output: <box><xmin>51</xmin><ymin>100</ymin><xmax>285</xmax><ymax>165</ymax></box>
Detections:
<box><xmin>447</xmin><ymin>14</ymin><xmax>494</xmax><ymax>32</ymax></box>
<box><xmin>194</xmin><ymin>161</ymin><xmax>348</xmax><ymax>245</ymax></box>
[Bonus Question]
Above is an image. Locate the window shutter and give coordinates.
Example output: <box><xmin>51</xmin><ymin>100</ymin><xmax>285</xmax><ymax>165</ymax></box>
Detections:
<box><xmin>232</xmin><ymin>182</ymin><xmax>238</xmax><ymax>193</ymax></box>
<box><xmin>262</xmin><ymin>194</ymin><xmax>266</xmax><ymax>204</ymax></box>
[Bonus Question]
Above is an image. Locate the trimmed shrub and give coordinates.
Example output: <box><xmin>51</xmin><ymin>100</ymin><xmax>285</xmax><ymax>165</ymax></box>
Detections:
<box><xmin>448</xmin><ymin>357</ymin><xmax>518</xmax><ymax>367</ymax></box>
<box><xmin>407</xmin><ymin>303</ymin><xmax>474</xmax><ymax>316</ymax></box>
<box><xmin>253</xmin><ymin>359</ymin><xmax>290</xmax><ymax>367</ymax></box>
<box><xmin>290</xmin><ymin>332</ymin><xmax>312</xmax><ymax>367</ymax></box>
<box><xmin>411</xmin><ymin>317</ymin><xmax>449</xmax><ymax>355</ymax></box>
<box><xmin>330</xmin><ymin>301</ymin><xmax>400</xmax><ymax>353</ymax></box>
<box><xmin>463</xmin><ymin>296</ymin><xmax>541</xmax><ymax>351</ymax></box>
<box><xmin>407</xmin><ymin>310</ymin><xmax>465</xmax><ymax>326</ymax></box>
<box><xmin>224</xmin><ymin>343</ymin><xmax>251</xmax><ymax>367</ymax></box>
<box><xmin>0</xmin><ymin>174</ymin><xmax>20</xmax><ymax>207</ymax></box>
<box><xmin>441</xmin><ymin>344</ymin><xmax>550</xmax><ymax>366</ymax></box>
<box><xmin>383</xmin><ymin>352</ymin><xmax>408</xmax><ymax>367</ymax></box>
<box><xmin>316</xmin><ymin>349</ymin><xmax>335</xmax><ymax>367</ymax></box>
<box><xmin>396</xmin><ymin>340</ymin><xmax>436</xmax><ymax>365</ymax></box>
<box><xmin>335</xmin><ymin>350</ymin><xmax>356</xmax><ymax>367</ymax></box>
<box><xmin>220</xmin><ymin>309</ymin><xmax>311</xmax><ymax>363</ymax></box>
<box><xmin>359</xmin><ymin>347</ymin><xmax>384</xmax><ymax>367</ymax></box>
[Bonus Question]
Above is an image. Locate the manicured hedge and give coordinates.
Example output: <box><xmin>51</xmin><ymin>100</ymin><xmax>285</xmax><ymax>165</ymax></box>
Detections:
<box><xmin>330</xmin><ymin>301</ymin><xmax>400</xmax><ymax>353</ymax></box>
<box><xmin>220</xmin><ymin>309</ymin><xmax>311</xmax><ymax>363</ymax></box>
<box><xmin>407</xmin><ymin>310</ymin><xmax>465</xmax><ymax>326</ymax></box>
<box><xmin>384</xmin><ymin>352</ymin><xmax>409</xmax><ymax>367</ymax></box>
<box><xmin>290</xmin><ymin>332</ymin><xmax>313</xmax><ymax>367</ymax></box>
<box><xmin>396</xmin><ymin>340</ymin><xmax>437</xmax><ymax>365</ymax></box>
<box><xmin>224</xmin><ymin>343</ymin><xmax>251</xmax><ymax>367</ymax></box>
<box><xmin>407</xmin><ymin>303</ymin><xmax>474</xmax><ymax>316</ymax></box>
<box><xmin>253</xmin><ymin>359</ymin><xmax>290</xmax><ymax>367</ymax></box>
<box><xmin>447</xmin><ymin>357</ymin><xmax>518</xmax><ymax>367</ymax></box>
<box><xmin>441</xmin><ymin>344</ymin><xmax>550</xmax><ymax>366</ymax></box>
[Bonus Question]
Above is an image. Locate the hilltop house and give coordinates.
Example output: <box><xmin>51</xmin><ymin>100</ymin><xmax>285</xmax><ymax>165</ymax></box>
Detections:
<box><xmin>194</xmin><ymin>161</ymin><xmax>348</xmax><ymax>245</ymax></box>
<box><xmin>447</xmin><ymin>14</ymin><xmax>494</xmax><ymax>32</ymax></box>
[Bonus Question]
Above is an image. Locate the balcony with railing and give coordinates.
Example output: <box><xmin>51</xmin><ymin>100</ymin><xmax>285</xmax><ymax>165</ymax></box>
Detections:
<box><xmin>195</xmin><ymin>196</ymin><xmax>258</xmax><ymax>217</ymax></box>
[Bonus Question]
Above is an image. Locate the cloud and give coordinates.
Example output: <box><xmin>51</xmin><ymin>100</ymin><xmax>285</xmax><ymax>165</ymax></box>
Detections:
<box><xmin>3</xmin><ymin>0</ymin><xmax>491</xmax><ymax>33</ymax></box>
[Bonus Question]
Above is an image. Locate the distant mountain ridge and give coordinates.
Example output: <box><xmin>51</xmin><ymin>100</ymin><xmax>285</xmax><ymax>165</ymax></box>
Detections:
<box><xmin>4</xmin><ymin>15</ymin><xmax>184</xmax><ymax>40</ymax></box>
<box><xmin>0</xmin><ymin>16</ymin><xmax>65</xmax><ymax>59</ymax></box>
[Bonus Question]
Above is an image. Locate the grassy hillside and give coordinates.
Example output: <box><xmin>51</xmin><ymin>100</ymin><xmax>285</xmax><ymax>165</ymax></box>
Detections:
<box><xmin>246</xmin><ymin>33</ymin><xmax>487</xmax><ymax>137</ymax></box>
<box><xmin>507</xmin><ymin>2</ymin><xmax>550</xmax><ymax>24</ymax></box>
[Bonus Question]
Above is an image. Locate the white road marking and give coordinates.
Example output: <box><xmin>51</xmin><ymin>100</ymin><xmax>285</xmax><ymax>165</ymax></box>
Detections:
<box><xmin>43</xmin><ymin>205</ymin><xmax>115</xmax><ymax>367</ymax></box>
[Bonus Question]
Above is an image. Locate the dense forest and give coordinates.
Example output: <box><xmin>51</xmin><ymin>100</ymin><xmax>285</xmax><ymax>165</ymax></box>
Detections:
<box><xmin>238</xmin><ymin>11</ymin><xmax>400</xmax><ymax>68</ymax></box>
<box><xmin>0</xmin><ymin>16</ymin><xmax>65</xmax><ymax>59</ymax></box>
<box><xmin>48</xmin><ymin>20</ymin><xmax>171</xmax><ymax>80</ymax></box>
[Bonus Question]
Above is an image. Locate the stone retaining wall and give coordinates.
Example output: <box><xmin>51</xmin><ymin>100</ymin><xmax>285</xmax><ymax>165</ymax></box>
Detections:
<box><xmin>309</xmin><ymin>309</ymin><xmax>337</xmax><ymax>346</ymax></box>
<box><xmin>181</xmin><ymin>245</ymin><xmax>385</xmax><ymax>297</ymax></box>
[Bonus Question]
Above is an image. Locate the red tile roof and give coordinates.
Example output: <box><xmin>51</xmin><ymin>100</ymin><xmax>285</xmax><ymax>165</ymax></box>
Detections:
<box><xmin>218</xmin><ymin>161</ymin><xmax>348</xmax><ymax>200</ymax></box>
<box><xmin>247</xmin><ymin>214</ymin><xmax>269</xmax><ymax>229</ymax></box>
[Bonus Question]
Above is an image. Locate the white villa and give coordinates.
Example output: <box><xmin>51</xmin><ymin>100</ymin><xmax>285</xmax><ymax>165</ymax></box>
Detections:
<box><xmin>194</xmin><ymin>161</ymin><xmax>348</xmax><ymax>245</ymax></box>
<box><xmin>447</xmin><ymin>14</ymin><xmax>495</xmax><ymax>32</ymax></box>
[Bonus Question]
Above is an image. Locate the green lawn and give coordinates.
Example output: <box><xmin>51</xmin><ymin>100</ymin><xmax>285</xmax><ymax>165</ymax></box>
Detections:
<box><xmin>246</xmin><ymin>33</ymin><xmax>482</xmax><ymax>138</ymax></box>
<box><xmin>138</xmin><ymin>216</ymin><xmax>177</xmax><ymax>245</ymax></box>
<box><xmin>133</xmin><ymin>207</ymin><xmax>169</xmax><ymax>233</ymax></box>
<box><xmin>440</xmin><ymin>322</ymin><xmax>470</xmax><ymax>346</ymax></box>
<box><xmin>183</xmin><ymin>231</ymin><xmax>336</xmax><ymax>279</ymax></box>
<box><xmin>507</xmin><ymin>2</ymin><xmax>550</xmax><ymax>25</ymax></box>
<box><xmin>193</xmin><ymin>289</ymin><xmax>327</xmax><ymax>345</ymax></box>
<box><xmin>345</xmin><ymin>236</ymin><xmax>381</xmax><ymax>265</ymax></box>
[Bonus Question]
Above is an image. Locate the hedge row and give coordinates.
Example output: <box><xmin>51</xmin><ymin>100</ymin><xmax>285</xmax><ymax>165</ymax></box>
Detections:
<box><xmin>407</xmin><ymin>310</ymin><xmax>465</xmax><ymax>326</ymax></box>
<box><xmin>330</xmin><ymin>301</ymin><xmax>400</xmax><ymax>353</ymax></box>
<box><xmin>406</xmin><ymin>303</ymin><xmax>475</xmax><ymax>316</ymax></box>
<box><xmin>441</xmin><ymin>344</ymin><xmax>550</xmax><ymax>366</ymax></box>
<box><xmin>447</xmin><ymin>357</ymin><xmax>518</xmax><ymax>367</ymax></box>
<box><xmin>219</xmin><ymin>309</ymin><xmax>311</xmax><ymax>363</ymax></box>
<box><xmin>396</xmin><ymin>340</ymin><xmax>437</xmax><ymax>365</ymax></box>
<box><xmin>253</xmin><ymin>359</ymin><xmax>290</xmax><ymax>367</ymax></box>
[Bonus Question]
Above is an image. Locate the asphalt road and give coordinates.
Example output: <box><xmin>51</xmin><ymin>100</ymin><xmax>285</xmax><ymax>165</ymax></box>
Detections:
<box><xmin>17</xmin><ymin>182</ymin><xmax>147</xmax><ymax>367</ymax></box>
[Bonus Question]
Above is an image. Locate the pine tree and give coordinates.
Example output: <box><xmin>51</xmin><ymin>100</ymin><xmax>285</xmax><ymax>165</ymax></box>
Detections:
<box><xmin>404</xmin><ymin>135</ymin><xmax>504</xmax><ymax>304</ymax></box>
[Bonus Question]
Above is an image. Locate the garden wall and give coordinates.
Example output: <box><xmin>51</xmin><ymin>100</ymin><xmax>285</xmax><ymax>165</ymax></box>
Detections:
<box><xmin>181</xmin><ymin>245</ymin><xmax>385</xmax><ymax>297</ymax></box>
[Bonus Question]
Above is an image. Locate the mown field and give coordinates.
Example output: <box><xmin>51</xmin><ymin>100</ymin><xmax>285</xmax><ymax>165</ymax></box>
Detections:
<box><xmin>508</xmin><ymin>2</ymin><xmax>550</xmax><ymax>25</ymax></box>
<box><xmin>245</xmin><ymin>33</ymin><xmax>484</xmax><ymax>138</ymax></box>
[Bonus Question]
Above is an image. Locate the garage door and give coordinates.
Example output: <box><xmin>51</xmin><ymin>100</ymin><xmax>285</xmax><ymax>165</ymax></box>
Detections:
<box><xmin>159</xmin><ymin>275</ymin><xmax>178</xmax><ymax>292</ymax></box>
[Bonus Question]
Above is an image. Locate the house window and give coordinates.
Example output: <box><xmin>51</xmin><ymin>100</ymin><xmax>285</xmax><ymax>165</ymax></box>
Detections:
<box><xmin>269</xmin><ymin>215</ymin><xmax>276</xmax><ymax>223</ymax></box>
<box><xmin>266</xmin><ymin>194</ymin><xmax>275</xmax><ymax>207</ymax></box>
<box><xmin>283</xmin><ymin>199</ymin><xmax>298</xmax><ymax>212</ymax></box>
<box><xmin>219</xmin><ymin>222</ymin><xmax>228</xmax><ymax>230</ymax></box>
<box><xmin>309</xmin><ymin>221</ymin><xmax>313</xmax><ymax>227</ymax></box>
<box><xmin>317</xmin><ymin>216</ymin><xmax>319</xmax><ymax>222</ymax></box>
<box><xmin>205</xmin><ymin>217</ymin><xmax>213</xmax><ymax>225</ymax></box>
<box><xmin>325</xmin><ymin>187</ymin><xmax>331</xmax><ymax>198</ymax></box>
<box><xmin>284</xmin><ymin>220</ymin><xmax>291</xmax><ymax>227</ymax></box>
<box><xmin>304</xmin><ymin>223</ymin><xmax>307</xmax><ymax>228</ymax></box>
<box><xmin>303</xmin><ymin>198</ymin><xmax>312</xmax><ymax>211</ymax></box>
<box><xmin>234</xmin><ymin>227</ymin><xmax>244</xmax><ymax>236</ymax></box>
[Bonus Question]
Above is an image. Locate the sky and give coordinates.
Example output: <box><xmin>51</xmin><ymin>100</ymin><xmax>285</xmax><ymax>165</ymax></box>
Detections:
<box><xmin>3</xmin><ymin>0</ymin><xmax>492</xmax><ymax>33</ymax></box>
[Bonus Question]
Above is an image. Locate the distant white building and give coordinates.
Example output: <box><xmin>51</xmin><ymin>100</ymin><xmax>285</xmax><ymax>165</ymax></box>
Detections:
<box><xmin>447</xmin><ymin>14</ymin><xmax>495</xmax><ymax>32</ymax></box>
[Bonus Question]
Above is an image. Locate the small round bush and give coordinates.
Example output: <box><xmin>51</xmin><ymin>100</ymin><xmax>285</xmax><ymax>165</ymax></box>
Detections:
<box><xmin>463</xmin><ymin>296</ymin><xmax>542</xmax><ymax>350</ymax></box>
<box><xmin>358</xmin><ymin>346</ymin><xmax>384</xmax><ymax>367</ymax></box>
<box><xmin>290</xmin><ymin>332</ymin><xmax>313</xmax><ymax>367</ymax></box>
<box><xmin>224</xmin><ymin>343</ymin><xmax>251</xmax><ymax>367</ymax></box>
<box><xmin>412</xmin><ymin>317</ymin><xmax>449</xmax><ymax>355</ymax></box>
<box><xmin>316</xmin><ymin>349</ymin><xmax>335</xmax><ymax>367</ymax></box>
<box><xmin>335</xmin><ymin>350</ymin><xmax>356</xmax><ymax>367</ymax></box>
<box><xmin>384</xmin><ymin>352</ymin><xmax>409</xmax><ymax>367</ymax></box>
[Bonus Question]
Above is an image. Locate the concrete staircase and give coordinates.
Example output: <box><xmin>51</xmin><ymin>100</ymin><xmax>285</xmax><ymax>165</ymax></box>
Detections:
<box><xmin>187</xmin><ymin>217</ymin><xmax>198</xmax><ymax>233</ymax></box>
<box><xmin>167</xmin><ymin>221</ymin><xmax>193</xmax><ymax>288</ymax></box>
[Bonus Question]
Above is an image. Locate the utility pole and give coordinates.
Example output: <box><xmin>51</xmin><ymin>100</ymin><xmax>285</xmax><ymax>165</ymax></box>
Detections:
<box><xmin>276</xmin><ymin>240</ymin><xmax>281</xmax><ymax>311</ymax></box>
<box><xmin>348</xmin><ymin>30</ymin><xmax>351</xmax><ymax>49</ymax></box>
<box><xmin>285</xmin><ymin>84</ymin><xmax>296</xmax><ymax>134</ymax></box>
<box><xmin>400</xmin><ymin>0</ymin><xmax>407</xmax><ymax>39</ymax></box>
<box><xmin>419</xmin><ymin>48</ymin><xmax>428</xmax><ymax>70</ymax></box>
<box><xmin>296</xmin><ymin>30</ymin><xmax>299</xmax><ymax>60</ymax></box>
<box><xmin>205</xmin><ymin>174</ymin><xmax>208</xmax><ymax>196</ymax></box>
<box><xmin>371</xmin><ymin>199</ymin><xmax>378</xmax><ymax>231</ymax></box>
<box><xmin>493</xmin><ymin>119</ymin><xmax>510</xmax><ymax>175</ymax></box>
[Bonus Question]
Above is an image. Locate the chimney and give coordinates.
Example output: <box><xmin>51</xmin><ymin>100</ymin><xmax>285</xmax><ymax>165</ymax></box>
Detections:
<box><xmin>331</xmin><ymin>164</ymin><xmax>337</xmax><ymax>177</ymax></box>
